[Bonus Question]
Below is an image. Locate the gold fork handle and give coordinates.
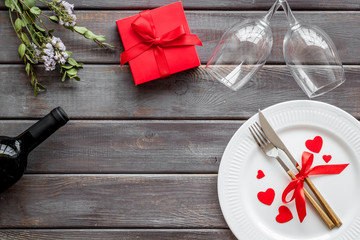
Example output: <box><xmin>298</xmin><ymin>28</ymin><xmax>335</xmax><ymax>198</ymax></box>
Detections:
<box><xmin>296</xmin><ymin>166</ymin><xmax>342</xmax><ymax>227</ymax></box>
<box><xmin>287</xmin><ymin>170</ymin><xmax>335</xmax><ymax>229</ymax></box>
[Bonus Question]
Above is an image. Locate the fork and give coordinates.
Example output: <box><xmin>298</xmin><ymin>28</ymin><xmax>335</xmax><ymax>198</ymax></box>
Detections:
<box><xmin>249</xmin><ymin>122</ymin><xmax>335</xmax><ymax>229</ymax></box>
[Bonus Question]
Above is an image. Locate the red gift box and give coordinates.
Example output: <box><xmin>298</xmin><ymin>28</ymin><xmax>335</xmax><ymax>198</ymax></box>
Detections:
<box><xmin>116</xmin><ymin>2</ymin><xmax>202</xmax><ymax>85</ymax></box>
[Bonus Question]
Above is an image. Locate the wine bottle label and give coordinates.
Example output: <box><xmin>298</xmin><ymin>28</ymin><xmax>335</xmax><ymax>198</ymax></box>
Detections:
<box><xmin>0</xmin><ymin>141</ymin><xmax>19</xmax><ymax>157</ymax></box>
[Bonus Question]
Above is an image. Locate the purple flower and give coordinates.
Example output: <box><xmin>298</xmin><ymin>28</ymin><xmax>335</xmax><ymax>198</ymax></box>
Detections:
<box><xmin>55</xmin><ymin>0</ymin><xmax>77</xmax><ymax>27</ymax></box>
<box><xmin>29</xmin><ymin>35</ymin><xmax>69</xmax><ymax>71</ymax></box>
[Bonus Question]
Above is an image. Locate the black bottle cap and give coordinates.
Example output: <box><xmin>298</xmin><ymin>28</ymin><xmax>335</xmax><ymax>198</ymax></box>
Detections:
<box><xmin>51</xmin><ymin>107</ymin><xmax>69</xmax><ymax>126</ymax></box>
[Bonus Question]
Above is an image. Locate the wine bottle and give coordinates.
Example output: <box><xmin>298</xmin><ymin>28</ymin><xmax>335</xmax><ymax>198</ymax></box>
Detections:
<box><xmin>0</xmin><ymin>107</ymin><xmax>69</xmax><ymax>193</ymax></box>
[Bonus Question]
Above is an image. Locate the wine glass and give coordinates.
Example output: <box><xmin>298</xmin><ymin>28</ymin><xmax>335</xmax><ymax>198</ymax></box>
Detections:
<box><xmin>280</xmin><ymin>0</ymin><xmax>345</xmax><ymax>98</ymax></box>
<box><xmin>206</xmin><ymin>0</ymin><xmax>281</xmax><ymax>91</ymax></box>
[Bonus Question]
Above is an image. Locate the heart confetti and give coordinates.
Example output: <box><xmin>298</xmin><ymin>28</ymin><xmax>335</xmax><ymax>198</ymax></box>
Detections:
<box><xmin>257</xmin><ymin>170</ymin><xmax>265</xmax><ymax>179</ymax></box>
<box><xmin>323</xmin><ymin>155</ymin><xmax>332</xmax><ymax>163</ymax></box>
<box><xmin>257</xmin><ymin>188</ymin><xmax>275</xmax><ymax>206</ymax></box>
<box><xmin>305</xmin><ymin>136</ymin><xmax>323</xmax><ymax>153</ymax></box>
<box><xmin>276</xmin><ymin>206</ymin><xmax>293</xmax><ymax>223</ymax></box>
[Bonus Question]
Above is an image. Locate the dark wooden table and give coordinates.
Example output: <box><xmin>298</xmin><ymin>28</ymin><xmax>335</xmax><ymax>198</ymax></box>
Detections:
<box><xmin>0</xmin><ymin>0</ymin><xmax>359</xmax><ymax>239</ymax></box>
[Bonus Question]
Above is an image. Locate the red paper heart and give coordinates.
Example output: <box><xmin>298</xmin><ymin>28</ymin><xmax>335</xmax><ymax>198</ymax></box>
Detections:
<box><xmin>276</xmin><ymin>206</ymin><xmax>293</xmax><ymax>223</ymax></box>
<box><xmin>305</xmin><ymin>136</ymin><xmax>323</xmax><ymax>153</ymax></box>
<box><xmin>323</xmin><ymin>155</ymin><xmax>332</xmax><ymax>163</ymax></box>
<box><xmin>257</xmin><ymin>188</ymin><xmax>275</xmax><ymax>206</ymax></box>
<box><xmin>256</xmin><ymin>170</ymin><xmax>265</xmax><ymax>179</ymax></box>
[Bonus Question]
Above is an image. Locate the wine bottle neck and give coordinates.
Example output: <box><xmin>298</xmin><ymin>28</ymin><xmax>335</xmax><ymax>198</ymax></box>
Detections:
<box><xmin>16</xmin><ymin>107</ymin><xmax>69</xmax><ymax>153</ymax></box>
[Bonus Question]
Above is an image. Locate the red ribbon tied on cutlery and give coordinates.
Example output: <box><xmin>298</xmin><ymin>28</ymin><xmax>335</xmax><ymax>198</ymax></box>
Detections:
<box><xmin>282</xmin><ymin>151</ymin><xmax>348</xmax><ymax>222</ymax></box>
<box><xmin>120</xmin><ymin>10</ymin><xmax>203</xmax><ymax>78</ymax></box>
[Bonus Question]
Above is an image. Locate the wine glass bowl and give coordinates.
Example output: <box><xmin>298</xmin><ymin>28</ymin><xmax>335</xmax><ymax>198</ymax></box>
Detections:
<box><xmin>280</xmin><ymin>0</ymin><xmax>345</xmax><ymax>98</ymax></box>
<box><xmin>206</xmin><ymin>0</ymin><xmax>280</xmax><ymax>91</ymax></box>
<box><xmin>207</xmin><ymin>19</ymin><xmax>274</xmax><ymax>90</ymax></box>
<box><xmin>283</xmin><ymin>24</ymin><xmax>345</xmax><ymax>98</ymax></box>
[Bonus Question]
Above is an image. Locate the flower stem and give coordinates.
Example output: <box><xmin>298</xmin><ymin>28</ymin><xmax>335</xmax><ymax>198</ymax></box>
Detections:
<box><xmin>9</xmin><ymin>11</ymin><xmax>22</xmax><ymax>40</ymax></box>
<box><xmin>11</xmin><ymin>0</ymin><xmax>42</xmax><ymax>46</ymax></box>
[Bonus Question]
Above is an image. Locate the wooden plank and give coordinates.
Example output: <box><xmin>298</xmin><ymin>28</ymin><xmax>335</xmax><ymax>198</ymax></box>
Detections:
<box><xmin>1</xmin><ymin>11</ymin><xmax>360</xmax><ymax>64</ymax></box>
<box><xmin>0</xmin><ymin>174</ymin><xmax>225</xmax><ymax>228</ymax></box>
<box><xmin>0</xmin><ymin>229</ymin><xmax>236</xmax><ymax>240</ymax></box>
<box><xmin>0</xmin><ymin>120</ymin><xmax>240</xmax><ymax>173</ymax></box>
<box><xmin>0</xmin><ymin>64</ymin><xmax>359</xmax><ymax>119</ymax></box>
<box><xmin>0</xmin><ymin>0</ymin><xmax>359</xmax><ymax>10</ymax></box>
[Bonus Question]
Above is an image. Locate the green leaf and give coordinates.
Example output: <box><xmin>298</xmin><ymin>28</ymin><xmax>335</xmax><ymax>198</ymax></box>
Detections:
<box><xmin>18</xmin><ymin>43</ymin><xmax>26</xmax><ymax>58</ymax></box>
<box><xmin>7</xmin><ymin>0</ymin><xmax>23</xmax><ymax>12</ymax></box>
<box><xmin>30</xmin><ymin>6</ymin><xmax>41</xmax><ymax>15</ymax></box>
<box><xmin>21</xmin><ymin>33</ymin><xmax>30</xmax><ymax>46</ymax></box>
<box><xmin>61</xmin><ymin>65</ymin><xmax>73</xmax><ymax>70</ymax></box>
<box><xmin>84</xmin><ymin>30</ymin><xmax>96</xmax><ymax>39</ymax></box>
<box><xmin>34</xmin><ymin>23</ymin><xmax>45</xmax><ymax>32</ymax></box>
<box><xmin>67</xmin><ymin>58</ymin><xmax>78</xmax><ymax>66</ymax></box>
<box><xmin>21</xmin><ymin>0</ymin><xmax>36</xmax><ymax>10</ymax></box>
<box><xmin>25</xmin><ymin>54</ymin><xmax>35</xmax><ymax>64</ymax></box>
<box><xmin>23</xmin><ymin>12</ymin><xmax>36</xmax><ymax>25</ymax></box>
<box><xmin>95</xmin><ymin>35</ymin><xmax>106</xmax><ymax>42</ymax></box>
<box><xmin>64</xmin><ymin>25</ymin><xmax>75</xmax><ymax>32</ymax></box>
<box><xmin>73</xmin><ymin>76</ymin><xmax>81</xmax><ymax>81</ymax></box>
<box><xmin>49</xmin><ymin>16</ymin><xmax>59</xmax><ymax>23</ymax></box>
<box><xmin>34</xmin><ymin>84</ymin><xmax>38</xmax><ymax>96</ymax></box>
<box><xmin>35</xmin><ymin>31</ymin><xmax>43</xmax><ymax>40</ymax></box>
<box><xmin>30</xmin><ymin>74</ymin><xmax>35</xmax><ymax>85</ymax></box>
<box><xmin>5</xmin><ymin>0</ymin><xmax>17</xmax><ymax>11</ymax></box>
<box><xmin>66</xmin><ymin>68</ymin><xmax>77</xmax><ymax>76</ymax></box>
<box><xmin>37</xmin><ymin>82</ymin><xmax>46</xmax><ymax>90</ymax></box>
<box><xmin>14</xmin><ymin>18</ymin><xmax>23</xmax><ymax>32</ymax></box>
<box><xmin>5</xmin><ymin>0</ymin><xmax>14</xmax><ymax>10</ymax></box>
<box><xmin>66</xmin><ymin>51</ymin><xmax>72</xmax><ymax>57</ymax></box>
<box><xmin>74</xmin><ymin>26</ymin><xmax>87</xmax><ymax>35</ymax></box>
<box><xmin>28</xmin><ymin>32</ymin><xmax>40</xmax><ymax>47</ymax></box>
<box><xmin>25</xmin><ymin>63</ymin><xmax>31</xmax><ymax>75</ymax></box>
<box><xmin>61</xmin><ymin>72</ymin><xmax>67</xmax><ymax>82</ymax></box>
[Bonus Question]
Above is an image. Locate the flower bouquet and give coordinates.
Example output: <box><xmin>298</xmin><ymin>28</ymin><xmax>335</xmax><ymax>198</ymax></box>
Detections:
<box><xmin>5</xmin><ymin>0</ymin><xmax>113</xmax><ymax>95</ymax></box>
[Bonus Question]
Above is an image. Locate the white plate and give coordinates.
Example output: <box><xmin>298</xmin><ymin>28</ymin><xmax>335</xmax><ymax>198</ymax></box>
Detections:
<box><xmin>218</xmin><ymin>100</ymin><xmax>360</xmax><ymax>240</ymax></box>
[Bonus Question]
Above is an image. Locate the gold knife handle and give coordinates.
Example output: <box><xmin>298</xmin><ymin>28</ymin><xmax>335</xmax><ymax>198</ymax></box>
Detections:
<box><xmin>287</xmin><ymin>170</ymin><xmax>335</xmax><ymax>229</ymax></box>
<box><xmin>296</xmin><ymin>166</ymin><xmax>342</xmax><ymax>227</ymax></box>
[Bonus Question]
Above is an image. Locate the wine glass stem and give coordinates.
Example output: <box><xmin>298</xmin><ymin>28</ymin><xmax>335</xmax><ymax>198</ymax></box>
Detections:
<box><xmin>280</xmin><ymin>0</ymin><xmax>298</xmax><ymax>27</ymax></box>
<box><xmin>262</xmin><ymin>0</ymin><xmax>281</xmax><ymax>24</ymax></box>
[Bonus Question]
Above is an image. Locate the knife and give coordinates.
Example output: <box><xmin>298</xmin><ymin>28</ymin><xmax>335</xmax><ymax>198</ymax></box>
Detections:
<box><xmin>258</xmin><ymin>110</ymin><xmax>298</xmax><ymax>167</ymax></box>
<box><xmin>258</xmin><ymin>110</ymin><xmax>342</xmax><ymax>227</ymax></box>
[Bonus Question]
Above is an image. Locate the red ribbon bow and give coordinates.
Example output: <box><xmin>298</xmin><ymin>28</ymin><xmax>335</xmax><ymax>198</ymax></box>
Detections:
<box><xmin>120</xmin><ymin>10</ymin><xmax>203</xmax><ymax>78</ymax></box>
<box><xmin>282</xmin><ymin>151</ymin><xmax>348</xmax><ymax>222</ymax></box>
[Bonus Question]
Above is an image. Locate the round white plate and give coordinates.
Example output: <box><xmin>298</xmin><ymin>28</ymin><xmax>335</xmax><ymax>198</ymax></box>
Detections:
<box><xmin>218</xmin><ymin>100</ymin><xmax>360</xmax><ymax>240</ymax></box>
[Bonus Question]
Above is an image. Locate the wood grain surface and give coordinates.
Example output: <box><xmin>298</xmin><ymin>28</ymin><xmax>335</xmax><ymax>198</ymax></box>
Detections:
<box><xmin>0</xmin><ymin>0</ymin><xmax>359</xmax><ymax>238</ymax></box>
<box><xmin>0</xmin><ymin>120</ymin><xmax>240</xmax><ymax>173</ymax></box>
<box><xmin>0</xmin><ymin>229</ymin><xmax>236</xmax><ymax>240</ymax></box>
<box><xmin>1</xmin><ymin>11</ymin><xmax>360</xmax><ymax>64</ymax></box>
<box><xmin>0</xmin><ymin>174</ymin><xmax>224</xmax><ymax>228</ymax></box>
<box><xmin>1</xmin><ymin>0</ymin><xmax>359</xmax><ymax>10</ymax></box>
<box><xmin>0</xmin><ymin>65</ymin><xmax>358</xmax><ymax>119</ymax></box>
